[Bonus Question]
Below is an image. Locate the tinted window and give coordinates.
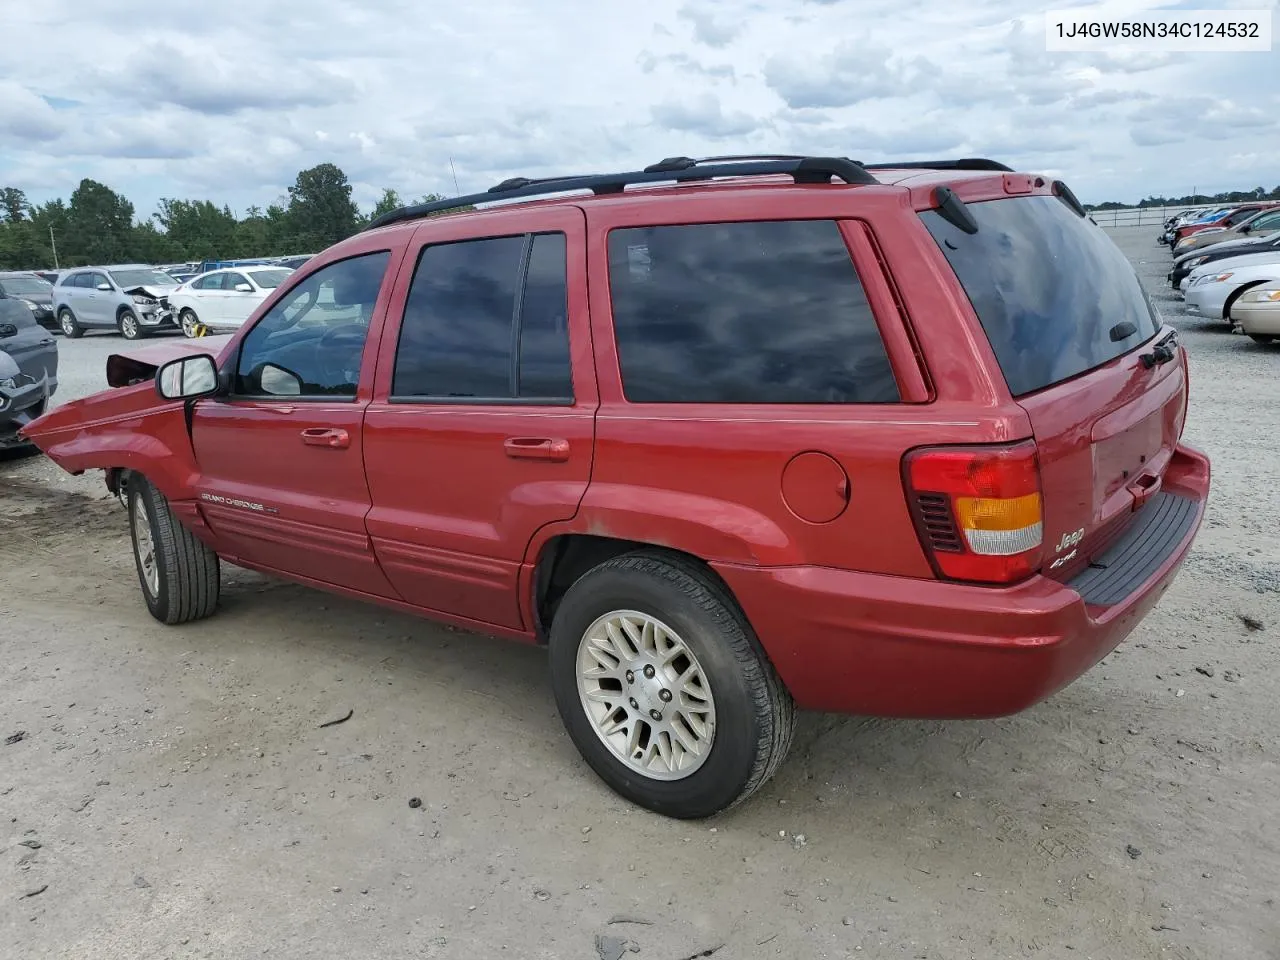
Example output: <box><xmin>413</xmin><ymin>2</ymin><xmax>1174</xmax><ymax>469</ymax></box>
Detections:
<box><xmin>607</xmin><ymin>220</ymin><xmax>899</xmax><ymax>404</ymax></box>
<box><xmin>392</xmin><ymin>232</ymin><xmax>573</xmax><ymax>401</ymax></box>
<box><xmin>234</xmin><ymin>251</ymin><xmax>390</xmax><ymax>398</ymax></box>
<box><xmin>191</xmin><ymin>274</ymin><xmax>217</xmax><ymax>290</ymax></box>
<box><xmin>920</xmin><ymin>195</ymin><xmax>1159</xmax><ymax>398</ymax></box>
<box><xmin>71</xmin><ymin>273</ymin><xmax>92</xmax><ymax>288</ymax></box>
<box><xmin>517</xmin><ymin>233</ymin><xmax>572</xmax><ymax>398</ymax></box>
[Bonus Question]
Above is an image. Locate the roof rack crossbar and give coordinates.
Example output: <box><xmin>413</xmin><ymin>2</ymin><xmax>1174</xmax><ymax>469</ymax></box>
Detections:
<box><xmin>860</xmin><ymin>158</ymin><xmax>1015</xmax><ymax>172</ymax></box>
<box><xmin>365</xmin><ymin>157</ymin><xmax>877</xmax><ymax>231</ymax></box>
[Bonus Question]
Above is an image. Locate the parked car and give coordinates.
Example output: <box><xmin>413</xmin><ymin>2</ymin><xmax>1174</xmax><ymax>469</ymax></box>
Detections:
<box><xmin>52</xmin><ymin>265</ymin><xmax>179</xmax><ymax>340</ymax></box>
<box><xmin>1175</xmin><ymin>207</ymin><xmax>1280</xmax><ymax>252</ymax></box>
<box><xmin>0</xmin><ymin>294</ymin><xmax>58</xmax><ymax>451</ymax></box>
<box><xmin>0</xmin><ymin>271</ymin><xmax>58</xmax><ymax>332</ymax></box>
<box><xmin>1172</xmin><ymin>203</ymin><xmax>1280</xmax><ymax>247</ymax></box>
<box><xmin>1174</xmin><ymin>207</ymin><xmax>1280</xmax><ymax>254</ymax></box>
<box><xmin>167</xmin><ymin>266</ymin><xmax>295</xmax><ymax>337</ymax></box>
<box><xmin>1231</xmin><ymin>282</ymin><xmax>1280</xmax><ymax>344</ymax></box>
<box><xmin>21</xmin><ymin>155</ymin><xmax>1210</xmax><ymax>818</ymax></box>
<box><xmin>273</xmin><ymin>254</ymin><xmax>314</xmax><ymax>269</ymax></box>
<box><xmin>1169</xmin><ymin>230</ymin><xmax>1280</xmax><ymax>289</ymax></box>
<box><xmin>32</xmin><ymin>270</ymin><xmax>62</xmax><ymax>285</ymax></box>
<box><xmin>1158</xmin><ymin>207</ymin><xmax>1219</xmax><ymax>244</ymax></box>
<box><xmin>1183</xmin><ymin>254</ymin><xmax>1280</xmax><ymax>321</ymax></box>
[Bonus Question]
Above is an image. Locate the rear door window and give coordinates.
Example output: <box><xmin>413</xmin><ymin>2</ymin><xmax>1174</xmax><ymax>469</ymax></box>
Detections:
<box><xmin>391</xmin><ymin>232</ymin><xmax>573</xmax><ymax>402</ymax></box>
<box><xmin>920</xmin><ymin>195</ymin><xmax>1160</xmax><ymax>397</ymax></box>
<box><xmin>606</xmin><ymin>219</ymin><xmax>899</xmax><ymax>404</ymax></box>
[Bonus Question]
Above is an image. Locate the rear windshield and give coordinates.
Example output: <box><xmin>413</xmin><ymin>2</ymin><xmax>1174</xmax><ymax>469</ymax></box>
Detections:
<box><xmin>1</xmin><ymin>277</ymin><xmax>52</xmax><ymax>295</ymax></box>
<box><xmin>921</xmin><ymin>195</ymin><xmax>1159</xmax><ymax>397</ymax></box>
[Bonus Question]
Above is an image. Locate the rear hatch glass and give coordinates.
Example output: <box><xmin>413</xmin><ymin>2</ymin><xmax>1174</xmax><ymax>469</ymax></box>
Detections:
<box><xmin>921</xmin><ymin>194</ymin><xmax>1186</xmax><ymax>586</ymax></box>
<box><xmin>920</xmin><ymin>195</ymin><xmax>1160</xmax><ymax>396</ymax></box>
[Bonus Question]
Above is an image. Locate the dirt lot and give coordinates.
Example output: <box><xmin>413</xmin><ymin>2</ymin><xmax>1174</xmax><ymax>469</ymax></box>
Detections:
<box><xmin>2</xmin><ymin>229</ymin><xmax>1277</xmax><ymax>960</ymax></box>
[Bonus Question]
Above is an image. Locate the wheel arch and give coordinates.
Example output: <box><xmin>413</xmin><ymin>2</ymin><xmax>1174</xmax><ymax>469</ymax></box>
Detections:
<box><xmin>1226</xmin><ymin>279</ymin><xmax>1276</xmax><ymax>320</ymax></box>
<box><xmin>530</xmin><ymin>533</ymin><xmax>745</xmax><ymax>648</ymax></box>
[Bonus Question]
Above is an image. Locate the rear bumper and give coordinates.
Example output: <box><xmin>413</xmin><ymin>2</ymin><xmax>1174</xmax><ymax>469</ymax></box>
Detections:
<box><xmin>714</xmin><ymin>443</ymin><xmax>1210</xmax><ymax>719</ymax></box>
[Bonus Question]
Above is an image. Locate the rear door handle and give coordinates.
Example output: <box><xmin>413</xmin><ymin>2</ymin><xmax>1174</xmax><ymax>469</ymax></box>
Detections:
<box><xmin>503</xmin><ymin>437</ymin><xmax>570</xmax><ymax>462</ymax></box>
<box><xmin>300</xmin><ymin>427</ymin><xmax>350</xmax><ymax>449</ymax></box>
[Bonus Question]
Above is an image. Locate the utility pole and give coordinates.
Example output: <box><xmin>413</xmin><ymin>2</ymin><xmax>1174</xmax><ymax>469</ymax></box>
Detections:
<box><xmin>49</xmin><ymin>225</ymin><xmax>59</xmax><ymax>269</ymax></box>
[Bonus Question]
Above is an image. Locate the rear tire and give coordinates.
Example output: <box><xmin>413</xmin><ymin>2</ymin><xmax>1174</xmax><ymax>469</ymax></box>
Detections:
<box><xmin>548</xmin><ymin>550</ymin><xmax>795</xmax><ymax>819</ymax></box>
<box><xmin>180</xmin><ymin>309</ymin><xmax>201</xmax><ymax>338</ymax></box>
<box><xmin>127</xmin><ymin>475</ymin><xmax>221</xmax><ymax>625</ymax></box>
<box><xmin>58</xmin><ymin>309</ymin><xmax>83</xmax><ymax>339</ymax></box>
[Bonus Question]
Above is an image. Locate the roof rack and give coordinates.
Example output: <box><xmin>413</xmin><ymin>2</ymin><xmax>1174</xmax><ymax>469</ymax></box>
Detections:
<box><xmin>859</xmin><ymin>158</ymin><xmax>1015</xmax><ymax>172</ymax></box>
<box><xmin>365</xmin><ymin>156</ymin><xmax>877</xmax><ymax>231</ymax></box>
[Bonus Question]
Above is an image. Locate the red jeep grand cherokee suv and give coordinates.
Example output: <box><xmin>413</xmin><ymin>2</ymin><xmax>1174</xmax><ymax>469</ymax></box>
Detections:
<box><xmin>24</xmin><ymin>156</ymin><xmax>1210</xmax><ymax>819</ymax></box>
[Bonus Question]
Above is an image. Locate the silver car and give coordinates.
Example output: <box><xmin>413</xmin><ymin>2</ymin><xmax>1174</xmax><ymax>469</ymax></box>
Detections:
<box><xmin>52</xmin><ymin>264</ymin><xmax>179</xmax><ymax>340</ymax></box>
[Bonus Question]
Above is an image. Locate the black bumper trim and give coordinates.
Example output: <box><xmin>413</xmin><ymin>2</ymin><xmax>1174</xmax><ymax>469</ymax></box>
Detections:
<box><xmin>1067</xmin><ymin>491</ymin><xmax>1199</xmax><ymax>607</ymax></box>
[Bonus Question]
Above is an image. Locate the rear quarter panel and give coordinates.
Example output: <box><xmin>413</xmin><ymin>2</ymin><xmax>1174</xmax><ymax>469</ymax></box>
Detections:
<box><xmin>529</xmin><ymin>186</ymin><xmax>1033</xmax><ymax>575</ymax></box>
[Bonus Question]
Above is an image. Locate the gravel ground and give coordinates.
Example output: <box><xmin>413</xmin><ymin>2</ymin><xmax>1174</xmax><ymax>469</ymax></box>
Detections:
<box><xmin>1</xmin><ymin>228</ymin><xmax>1277</xmax><ymax>960</ymax></box>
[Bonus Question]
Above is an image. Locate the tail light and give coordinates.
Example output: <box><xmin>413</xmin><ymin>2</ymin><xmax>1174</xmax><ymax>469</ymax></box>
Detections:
<box><xmin>903</xmin><ymin>441</ymin><xmax>1044</xmax><ymax>585</ymax></box>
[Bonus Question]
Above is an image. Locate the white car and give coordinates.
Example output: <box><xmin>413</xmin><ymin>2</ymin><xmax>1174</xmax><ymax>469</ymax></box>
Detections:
<box><xmin>1183</xmin><ymin>255</ymin><xmax>1280</xmax><ymax>321</ymax></box>
<box><xmin>168</xmin><ymin>266</ymin><xmax>294</xmax><ymax>337</ymax></box>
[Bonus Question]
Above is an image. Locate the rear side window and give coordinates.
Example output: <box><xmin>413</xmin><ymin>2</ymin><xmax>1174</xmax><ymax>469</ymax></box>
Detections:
<box><xmin>606</xmin><ymin>220</ymin><xmax>899</xmax><ymax>404</ymax></box>
<box><xmin>392</xmin><ymin>232</ymin><xmax>572</xmax><ymax>401</ymax></box>
<box><xmin>921</xmin><ymin>196</ymin><xmax>1159</xmax><ymax>397</ymax></box>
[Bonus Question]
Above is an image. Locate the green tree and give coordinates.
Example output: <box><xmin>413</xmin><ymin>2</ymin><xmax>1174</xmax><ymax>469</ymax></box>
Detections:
<box><xmin>1</xmin><ymin>187</ymin><xmax>30</xmax><ymax>223</ymax></box>
<box><xmin>284</xmin><ymin>163</ymin><xmax>360</xmax><ymax>250</ymax></box>
<box><xmin>65</xmin><ymin>179</ymin><xmax>136</xmax><ymax>264</ymax></box>
<box><xmin>370</xmin><ymin>188</ymin><xmax>402</xmax><ymax>222</ymax></box>
<box><xmin>152</xmin><ymin>198</ymin><xmax>239</xmax><ymax>260</ymax></box>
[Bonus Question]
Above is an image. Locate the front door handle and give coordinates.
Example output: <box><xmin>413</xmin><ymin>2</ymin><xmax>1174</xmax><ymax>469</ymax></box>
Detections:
<box><xmin>504</xmin><ymin>437</ymin><xmax>570</xmax><ymax>462</ymax></box>
<box><xmin>301</xmin><ymin>427</ymin><xmax>350</xmax><ymax>449</ymax></box>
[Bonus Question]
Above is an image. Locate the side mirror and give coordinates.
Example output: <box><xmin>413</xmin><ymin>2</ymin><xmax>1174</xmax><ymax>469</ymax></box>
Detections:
<box><xmin>258</xmin><ymin>362</ymin><xmax>303</xmax><ymax>396</ymax></box>
<box><xmin>96</xmin><ymin>282</ymin><xmax>113</xmax><ymax>292</ymax></box>
<box><xmin>156</xmin><ymin>353</ymin><xmax>219</xmax><ymax>400</ymax></box>
<box><xmin>234</xmin><ymin>283</ymin><xmax>254</xmax><ymax>293</ymax></box>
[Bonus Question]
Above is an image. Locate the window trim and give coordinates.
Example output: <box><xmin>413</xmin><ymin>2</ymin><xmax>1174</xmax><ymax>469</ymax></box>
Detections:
<box><xmin>387</xmin><ymin>230</ymin><xmax>575</xmax><ymax>406</ymax></box>
<box><xmin>225</xmin><ymin>248</ymin><xmax>393</xmax><ymax>404</ymax></box>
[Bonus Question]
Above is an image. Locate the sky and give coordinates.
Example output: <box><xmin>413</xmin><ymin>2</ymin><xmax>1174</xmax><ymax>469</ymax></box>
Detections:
<box><xmin>0</xmin><ymin>0</ymin><xmax>1277</xmax><ymax>220</ymax></box>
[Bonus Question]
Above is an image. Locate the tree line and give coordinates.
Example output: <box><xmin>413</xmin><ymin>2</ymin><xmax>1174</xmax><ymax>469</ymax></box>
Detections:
<box><xmin>1086</xmin><ymin>185</ymin><xmax>1280</xmax><ymax>211</ymax></box>
<box><xmin>0</xmin><ymin>163</ymin><xmax>456</xmax><ymax>271</ymax></box>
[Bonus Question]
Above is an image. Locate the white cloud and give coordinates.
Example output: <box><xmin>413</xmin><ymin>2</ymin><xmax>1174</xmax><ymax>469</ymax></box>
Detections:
<box><xmin>0</xmin><ymin>0</ymin><xmax>1276</xmax><ymax>219</ymax></box>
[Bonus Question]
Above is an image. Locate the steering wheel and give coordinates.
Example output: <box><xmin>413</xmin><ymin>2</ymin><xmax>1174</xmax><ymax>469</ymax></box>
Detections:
<box><xmin>315</xmin><ymin>322</ymin><xmax>367</xmax><ymax>389</ymax></box>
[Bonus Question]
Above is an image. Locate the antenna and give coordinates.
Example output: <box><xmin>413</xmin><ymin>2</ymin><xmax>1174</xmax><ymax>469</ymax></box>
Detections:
<box><xmin>449</xmin><ymin>158</ymin><xmax>460</xmax><ymax>195</ymax></box>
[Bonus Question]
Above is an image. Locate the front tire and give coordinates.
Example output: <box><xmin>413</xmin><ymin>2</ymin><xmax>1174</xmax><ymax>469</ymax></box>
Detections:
<box><xmin>58</xmin><ymin>309</ymin><xmax>83</xmax><ymax>339</ymax></box>
<box><xmin>548</xmin><ymin>551</ymin><xmax>795</xmax><ymax>819</ymax></box>
<box><xmin>118</xmin><ymin>309</ymin><xmax>145</xmax><ymax>340</ymax></box>
<box><xmin>127</xmin><ymin>476</ymin><xmax>221</xmax><ymax>625</ymax></box>
<box><xmin>180</xmin><ymin>309</ymin><xmax>201</xmax><ymax>338</ymax></box>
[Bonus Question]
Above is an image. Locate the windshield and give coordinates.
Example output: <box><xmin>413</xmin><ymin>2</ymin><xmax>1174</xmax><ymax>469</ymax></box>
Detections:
<box><xmin>921</xmin><ymin>194</ymin><xmax>1160</xmax><ymax>398</ymax></box>
<box><xmin>1</xmin><ymin>277</ymin><xmax>52</xmax><ymax>295</ymax></box>
<box><xmin>247</xmin><ymin>269</ymin><xmax>292</xmax><ymax>289</ymax></box>
<box><xmin>109</xmin><ymin>269</ymin><xmax>178</xmax><ymax>287</ymax></box>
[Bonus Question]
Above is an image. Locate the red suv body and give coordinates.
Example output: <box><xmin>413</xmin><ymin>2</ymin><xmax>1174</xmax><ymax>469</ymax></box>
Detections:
<box><xmin>23</xmin><ymin>157</ymin><xmax>1210</xmax><ymax>818</ymax></box>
